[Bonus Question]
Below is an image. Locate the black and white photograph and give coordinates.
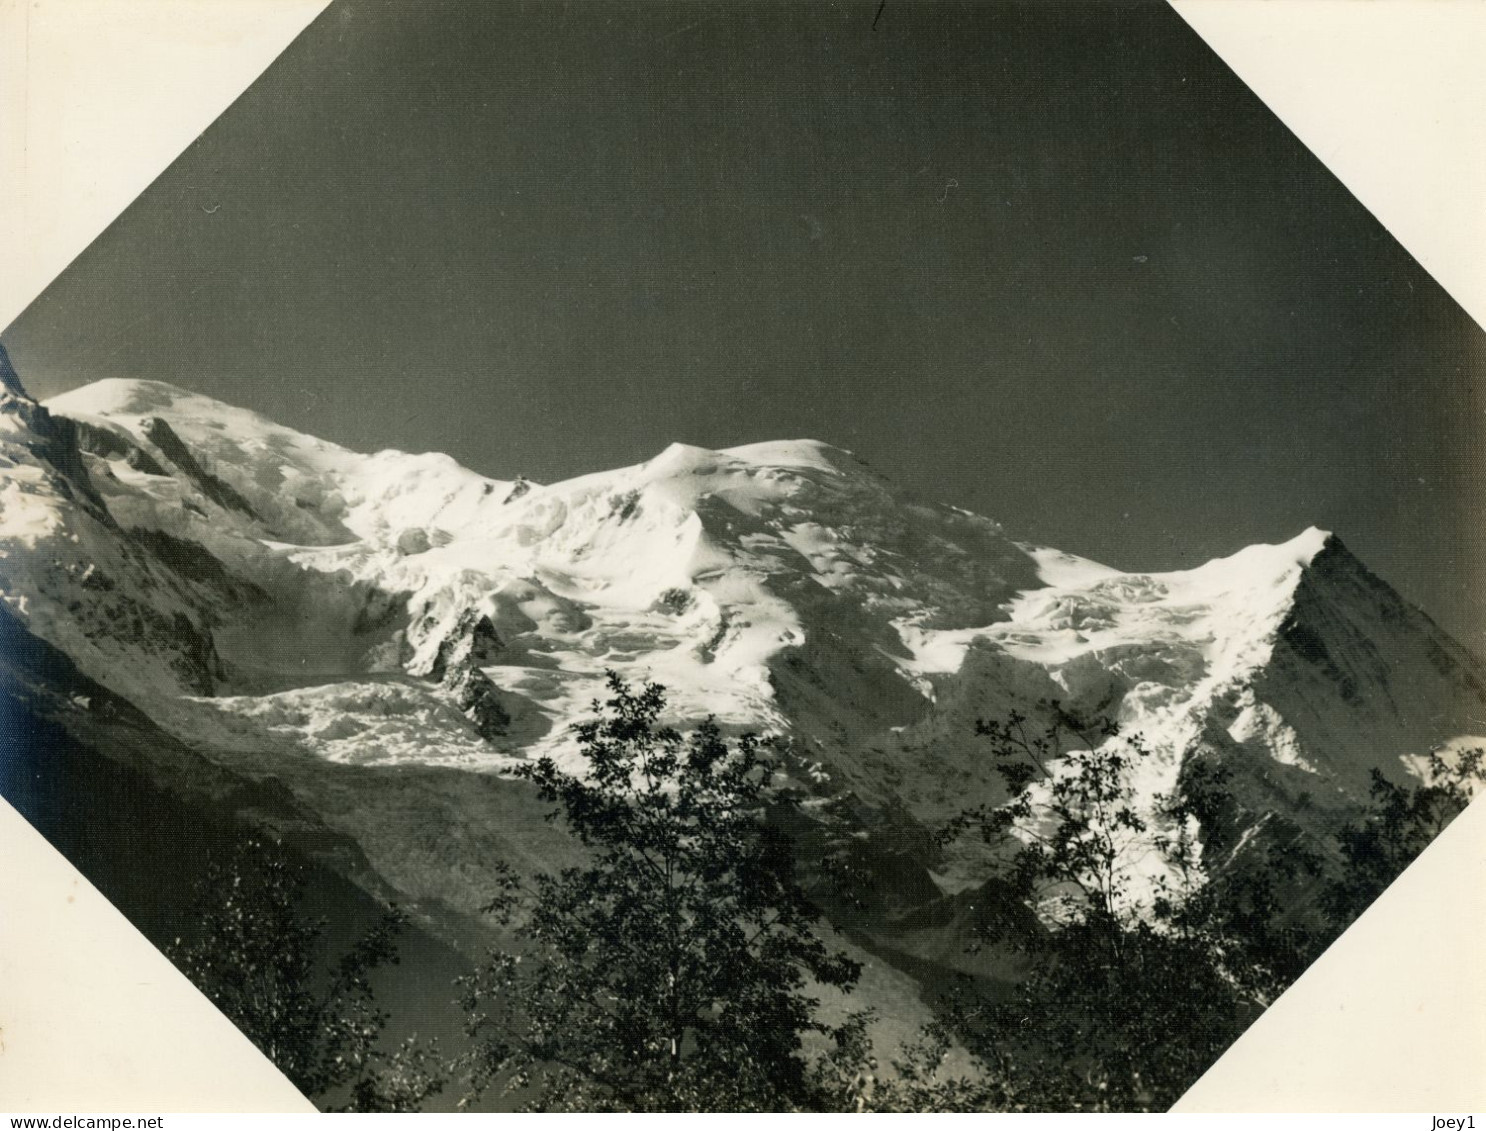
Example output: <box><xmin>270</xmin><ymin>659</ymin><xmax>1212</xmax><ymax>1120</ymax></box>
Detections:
<box><xmin>2</xmin><ymin>0</ymin><xmax>1484</xmax><ymax>1114</ymax></box>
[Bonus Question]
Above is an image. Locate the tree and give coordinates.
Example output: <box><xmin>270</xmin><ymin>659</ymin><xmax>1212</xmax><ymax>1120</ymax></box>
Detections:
<box><xmin>1152</xmin><ymin>747</ymin><xmax>1486</xmax><ymax>1016</ymax></box>
<box><xmin>1153</xmin><ymin>759</ymin><xmax>1329</xmax><ymax>1009</ymax></box>
<box><xmin>959</xmin><ymin>708</ymin><xmax>1151</xmax><ymax>932</ymax></box>
<box><xmin>935</xmin><ymin>708</ymin><xmax>1486</xmax><ymax>1111</ymax></box>
<box><xmin>168</xmin><ymin>839</ymin><xmax>446</xmax><ymax>1112</ymax></box>
<box><xmin>935</xmin><ymin>706</ymin><xmax>1252</xmax><ymax>1111</ymax></box>
<box><xmin>1323</xmin><ymin>748</ymin><xmax>1483</xmax><ymax>927</ymax></box>
<box><xmin>458</xmin><ymin>673</ymin><xmax>862</xmax><ymax>1111</ymax></box>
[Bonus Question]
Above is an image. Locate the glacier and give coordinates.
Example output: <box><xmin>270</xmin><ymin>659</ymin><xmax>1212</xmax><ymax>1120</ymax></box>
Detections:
<box><xmin>3</xmin><ymin>367</ymin><xmax>1485</xmax><ymax>1020</ymax></box>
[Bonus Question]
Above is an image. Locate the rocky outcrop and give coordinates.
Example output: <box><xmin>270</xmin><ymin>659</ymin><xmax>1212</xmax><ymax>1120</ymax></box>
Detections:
<box><xmin>0</xmin><ymin>346</ymin><xmax>114</xmax><ymax>524</ymax></box>
<box><xmin>430</xmin><ymin>609</ymin><xmax>509</xmax><ymax>740</ymax></box>
<box><xmin>0</xmin><ymin>359</ymin><xmax>241</xmax><ymax>701</ymax></box>
<box><xmin>139</xmin><ymin>415</ymin><xmax>258</xmax><ymax>519</ymax></box>
<box><xmin>446</xmin><ymin>664</ymin><xmax>511</xmax><ymax>741</ymax></box>
<box><xmin>0</xmin><ymin>341</ymin><xmax>26</xmax><ymax>398</ymax></box>
<box><xmin>74</xmin><ymin>419</ymin><xmax>168</xmax><ymax>476</ymax></box>
<box><xmin>1249</xmin><ymin>534</ymin><xmax>1486</xmax><ymax>795</ymax></box>
<box><xmin>171</xmin><ymin>611</ymin><xmax>226</xmax><ymax>695</ymax></box>
<box><xmin>128</xmin><ymin>529</ymin><xmax>267</xmax><ymax>601</ymax></box>
<box><xmin>429</xmin><ymin>609</ymin><xmax>504</xmax><ymax>683</ymax></box>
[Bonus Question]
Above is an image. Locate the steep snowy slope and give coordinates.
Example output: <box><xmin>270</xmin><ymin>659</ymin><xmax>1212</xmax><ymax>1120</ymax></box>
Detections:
<box><xmin>3</xmin><ymin>371</ymin><xmax>1480</xmax><ymax>928</ymax></box>
<box><xmin>0</xmin><ymin>368</ymin><xmax>240</xmax><ymax>704</ymax></box>
<box><xmin>47</xmin><ymin>377</ymin><xmax>517</xmax><ymax>549</ymax></box>
<box><xmin>40</xmin><ymin>380</ymin><xmax>1048</xmax><ymax>775</ymax></box>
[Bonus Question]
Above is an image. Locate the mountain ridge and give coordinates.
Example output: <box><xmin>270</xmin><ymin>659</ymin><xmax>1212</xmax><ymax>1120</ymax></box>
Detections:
<box><xmin>4</xmin><ymin>369</ymin><xmax>1484</xmax><ymax>930</ymax></box>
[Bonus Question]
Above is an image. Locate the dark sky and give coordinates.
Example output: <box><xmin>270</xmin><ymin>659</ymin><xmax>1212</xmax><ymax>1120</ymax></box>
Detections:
<box><xmin>5</xmin><ymin>0</ymin><xmax>1484</xmax><ymax>647</ymax></box>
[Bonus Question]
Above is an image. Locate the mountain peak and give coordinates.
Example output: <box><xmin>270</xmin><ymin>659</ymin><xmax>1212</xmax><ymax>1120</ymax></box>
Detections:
<box><xmin>723</xmin><ymin>438</ymin><xmax>860</xmax><ymax>472</ymax></box>
<box><xmin>1180</xmin><ymin>525</ymin><xmax>1337</xmax><ymax>587</ymax></box>
<box><xmin>632</xmin><ymin>439</ymin><xmax>864</xmax><ymax>483</ymax></box>
<box><xmin>1288</xmin><ymin>524</ymin><xmax>1338</xmax><ymax>561</ymax></box>
<box><xmin>45</xmin><ymin>378</ymin><xmax>216</xmax><ymax>420</ymax></box>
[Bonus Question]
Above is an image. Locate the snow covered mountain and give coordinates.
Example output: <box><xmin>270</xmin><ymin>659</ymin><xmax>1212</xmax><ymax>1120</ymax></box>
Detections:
<box><xmin>4</xmin><ymin>362</ymin><xmax>1484</xmax><ymax>967</ymax></box>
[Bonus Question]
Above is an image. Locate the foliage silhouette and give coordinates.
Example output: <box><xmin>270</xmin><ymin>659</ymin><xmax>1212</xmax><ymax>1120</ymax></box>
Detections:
<box><xmin>453</xmin><ymin>678</ymin><xmax>1482</xmax><ymax>1113</ymax></box>
<box><xmin>458</xmin><ymin>672</ymin><xmax>861</xmax><ymax>1111</ymax></box>
<box><xmin>1324</xmin><ymin>748</ymin><xmax>1484</xmax><ymax>926</ymax></box>
<box><xmin>927</xmin><ymin>706</ymin><xmax>1485</xmax><ymax>1111</ymax></box>
<box><xmin>168</xmin><ymin>839</ymin><xmax>445</xmax><ymax>1112</ymax></box>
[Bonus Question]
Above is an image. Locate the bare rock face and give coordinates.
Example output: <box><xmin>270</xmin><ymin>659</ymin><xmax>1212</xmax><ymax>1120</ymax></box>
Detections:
<box><xmin>170</xmin><ymin>612</ymin><xmax>226</xmax><ymax>696</ymax></box>
<box><xmin>396</xmin><ymin>527</ymin><xmax>432</xmax><ymax>556</ymax></box>
<box><xmin>0</xmin><ymin>340</ymin><xmax>25</xmax><ymax>398</ymax></box>
<box><xmin>429</xmin><ymin>609</ymin><xmax>504</xmax><ymax>683</ymax></box>
<box><xmin>73</xmin><ymin>419</ymin><xmax>168</xmax><ymax>477</ymax></box>
<box><xmin>446</xmin><ymin>664</ymin><xmax>511</xmax><ymax>741</ymax></box>
<box><xmin>0</xmin><ymin>362</ymin><xmax>236</xmax><ymax>704</ymax></box>
<box><xmin>0</xmin><ymin>344</ymin><xmax>114</xmax><ymax>524</ymax></box>
<box><xmin>429</xmin><ymin>609</ymin><xmax>509</xmax><ymax>740</ymax></box>
<box><xmin>138</xmin><ymin>416</ymin><xmax>258</xmax><ymax>519</ymax></box>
